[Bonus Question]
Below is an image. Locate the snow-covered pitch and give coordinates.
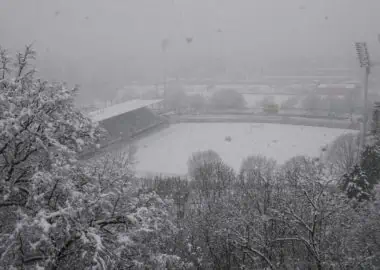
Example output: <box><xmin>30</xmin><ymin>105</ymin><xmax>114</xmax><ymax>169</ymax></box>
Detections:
<box><xmin>133</xmin><ymin>123</ymin><xmax>353</xmax><ymax>175</ymax></box>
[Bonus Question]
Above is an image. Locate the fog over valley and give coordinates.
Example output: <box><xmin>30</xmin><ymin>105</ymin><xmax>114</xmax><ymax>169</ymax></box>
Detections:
<box><xmin>1</xmin><ymin>0</ymin><xmax>380</xmax><ymax>103</ymax></box>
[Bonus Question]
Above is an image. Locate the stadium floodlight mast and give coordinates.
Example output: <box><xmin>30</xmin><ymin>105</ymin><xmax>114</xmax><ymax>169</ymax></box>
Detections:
<box><xmin>354</xmin><ymin>42</ymin><xmax>371</xmax><ymax>151</ymax></box>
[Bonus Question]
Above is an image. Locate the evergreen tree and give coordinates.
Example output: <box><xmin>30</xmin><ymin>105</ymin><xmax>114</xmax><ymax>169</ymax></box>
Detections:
<box><xmin>341</xmin><ymin>145</ymin><xmax>380</xmax><ymax>201</ymax></box>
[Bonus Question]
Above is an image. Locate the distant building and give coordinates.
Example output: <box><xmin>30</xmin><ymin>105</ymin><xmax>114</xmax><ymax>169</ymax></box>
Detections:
<box><xmin>314</xmin><ymin>83</ymin><xmax>361</xmax><ymax>97</ymax></box>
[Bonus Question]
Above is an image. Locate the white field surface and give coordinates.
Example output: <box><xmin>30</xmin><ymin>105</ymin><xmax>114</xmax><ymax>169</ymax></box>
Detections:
<box><xmin>132</xmin><ymin>123</ymin><xmax>352</xmax><ymax>176</ymax></box>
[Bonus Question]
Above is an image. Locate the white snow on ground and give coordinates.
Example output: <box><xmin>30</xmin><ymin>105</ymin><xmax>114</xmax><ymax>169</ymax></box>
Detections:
<box><xmin>133</xmin><ymin>123</ymin><xmax>353</xmax><ymax>175</ymax></box>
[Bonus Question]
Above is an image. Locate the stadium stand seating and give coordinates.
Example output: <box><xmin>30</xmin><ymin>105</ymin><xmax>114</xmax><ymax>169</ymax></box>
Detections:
<box><xmin>79</xmin><ymin>99</ymin><xmax>167</xmax><ymax>159</ymax></box>
<box><xmin>100</xmin><ymin>107</ymin><xmax>164</xmax><ymax>143</ymax></box>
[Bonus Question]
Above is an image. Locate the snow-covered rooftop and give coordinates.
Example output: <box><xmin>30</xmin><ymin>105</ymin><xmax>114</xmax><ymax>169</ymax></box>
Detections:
<box><xmin>317</xmin><ymin>84</ymin><xmax>357</xmax><ymax>89</ymax></box>
<box><xmin>88</xmin><ymin>99</ymin><xmax>163</xmax><ymax>122</ymax></box>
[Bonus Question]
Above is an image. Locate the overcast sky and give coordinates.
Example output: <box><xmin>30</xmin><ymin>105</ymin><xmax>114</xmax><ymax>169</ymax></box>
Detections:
<box><xmin>1</xmin><ymin>0</ymin><xmax>379</xmax><ymax>101</ymax></box>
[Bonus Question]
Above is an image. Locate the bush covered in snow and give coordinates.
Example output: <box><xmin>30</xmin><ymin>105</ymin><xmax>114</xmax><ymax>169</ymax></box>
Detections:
<box><xmin>0</xmin><ymin>45</ymin><xmax>188</xmax><ymax>269</ymax></box>
<box><xmin>209</xmin><ymin>89</ymin><xmax>246</xmax><ymax>110</ymax></box>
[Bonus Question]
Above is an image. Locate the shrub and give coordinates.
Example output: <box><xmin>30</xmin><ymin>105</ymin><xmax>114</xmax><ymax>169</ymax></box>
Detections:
<box><xmin>209</xmin><ymin>89</ymin><xmax>245</xmax><ymax>110</ymax></box>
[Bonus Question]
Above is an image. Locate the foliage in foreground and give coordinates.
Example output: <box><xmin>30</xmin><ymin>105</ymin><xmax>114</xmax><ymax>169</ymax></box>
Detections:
<box><xmin>0</xmin><ymin>46</ymin><xmax>187</xmax><ymax>269</ymax></box>
<box><xmin>152</xmin><ymin>154</ymin><xmax>380</xmax><ymax>270</ymax></box>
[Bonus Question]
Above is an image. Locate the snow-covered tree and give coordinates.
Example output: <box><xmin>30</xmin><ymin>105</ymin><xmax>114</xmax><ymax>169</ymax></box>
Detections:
<box><xmin>340</xmin><ymin>144</ymin><xmax>380</xmax><ymax>201</ymax></box>
<box><xmin>209</xmin><ymin>89</ymin><xmax>246</xmax><ymax>110</ymax></box>
<box><xmin>0</xmin><ymin>46</ymin><xmax>186</xmax><ymax>269</ymax></box>
<box><xmin>149</xmin><ymin>152</ymin><xmax>380</xmax><ymax>269</ymax></box>
<box><xmin>187</xmin><ymin>94</ymin><xmax>206</xmax><ymax>113</ymax></box>
<box><xmin>280</xmin><ymin>96</ymin><xmax>299</xmax><ymax>110</ymax></box>
<box><xmin>239</xmin><ymin>155</ymin><xmax>277</xmax><ymax>184</ymax></box>
<box><xmin>187</xmin><ymin>149</ymin><xmax>222</xmax><ymax>179</ymax></box>
<box><xmin>163</xmin><ymin>81</ymin><xmax>188</xmax><ymax>113</ymax></box>
<box><xmin>0</xmin><ymin>44</ymin><xmax>102</xmax><ymax>268</ymax></box>
<box><xmin>325</xmin><ymin>133</ymin><xmax>360</xmax><ymax>178</ymax></box>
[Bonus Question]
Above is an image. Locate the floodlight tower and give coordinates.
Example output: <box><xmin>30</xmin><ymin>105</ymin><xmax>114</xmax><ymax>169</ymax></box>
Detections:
<box><xmin>355</xmin><ymin>42</ymin><xmax>371</xmax><ymax>151</ymax></box>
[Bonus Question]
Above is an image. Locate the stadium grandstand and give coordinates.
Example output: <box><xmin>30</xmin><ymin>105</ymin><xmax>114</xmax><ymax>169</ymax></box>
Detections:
<box><xmin>87</xmin><ymin>99</ymin><xmax>166</xmax><ymax>147</ymax></box>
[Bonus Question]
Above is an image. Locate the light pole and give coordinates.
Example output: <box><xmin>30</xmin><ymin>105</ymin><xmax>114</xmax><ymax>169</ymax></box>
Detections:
<box><xmin>355</xmin><ymin>42</ymin><xmax>371</xmax><ymax>151</ymax></box>
<box><xmin>161</xmin><ymin>38</ymin><xmax>169</xmax><ymax>100</ymax></box>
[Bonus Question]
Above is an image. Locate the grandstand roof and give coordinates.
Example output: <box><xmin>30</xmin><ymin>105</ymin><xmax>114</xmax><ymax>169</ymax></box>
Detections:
<box><xmin>88</xmin><ymin>99</ymin><xmax>163</xmax><ymax>122</ymax></box>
